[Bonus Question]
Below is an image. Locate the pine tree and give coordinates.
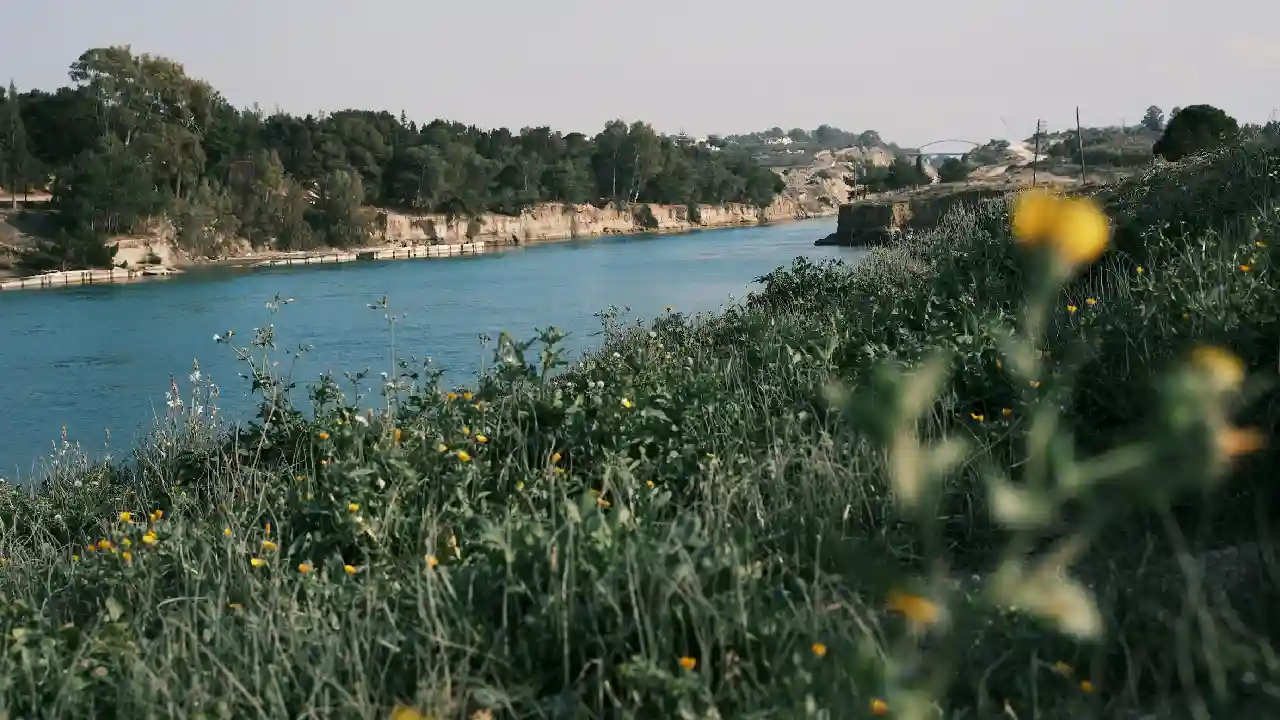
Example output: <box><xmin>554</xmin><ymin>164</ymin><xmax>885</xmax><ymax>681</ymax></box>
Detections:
<box><xmin>0</xmin><ymin>80</ymin><xmax>32</xmax><ymax>207</ymax></box>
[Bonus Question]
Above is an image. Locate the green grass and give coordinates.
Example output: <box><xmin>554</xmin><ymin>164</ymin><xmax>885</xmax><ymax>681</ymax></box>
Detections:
<box><xmin>3</xmin><ymin>143</ymin><xmax>1280</xmax><ymax>719</ymax></box>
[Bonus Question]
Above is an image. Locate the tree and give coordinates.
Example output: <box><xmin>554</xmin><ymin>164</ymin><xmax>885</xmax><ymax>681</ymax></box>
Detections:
<box><xmin>0</xmin><ymin>80</ymin><xmax>33</xmax><ymax>206</ymax></box>
<box><xmin>1140</xmin><ymin>106</ymin><xmax>1165</xmax><ymax>133</ymax></box>
<box><xmin>1152</xmin><ymin>104</ymin><xmax>1240</xmax><ymax>162</ymax></box>
<box><xmin>310</xmin><ymin>169</ymin><xmax>371</xmax><ymax>247</ymax></box>
<box><xmin>937</xmin><ymin>157</ymin><xmax>971</xmax><ymax>183</ymax></box>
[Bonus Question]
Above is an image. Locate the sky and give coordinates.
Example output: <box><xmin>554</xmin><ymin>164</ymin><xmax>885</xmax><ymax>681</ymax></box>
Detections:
<box><xmin>2</xmin><ymin>0</ymin><xmax>1277</xmax><ymax>151</ymax></box>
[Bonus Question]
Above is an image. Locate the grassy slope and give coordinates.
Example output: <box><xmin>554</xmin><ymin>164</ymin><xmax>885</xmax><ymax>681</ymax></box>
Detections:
<box><xmin>2</xmin><ymin>143</ymin><xmax>1280</xmax><ymax>718</ymax></box>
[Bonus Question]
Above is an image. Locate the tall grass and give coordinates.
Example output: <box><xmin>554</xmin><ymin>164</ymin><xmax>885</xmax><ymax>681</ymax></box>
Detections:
<box><xmin>3</xmin><ymin>144</ymin><xmax>1280</xmax><ymax>719</ymax></box>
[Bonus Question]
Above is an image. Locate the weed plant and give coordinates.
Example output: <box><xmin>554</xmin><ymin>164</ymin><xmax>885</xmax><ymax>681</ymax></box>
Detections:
<box><xmin>2</xmin><ymin>145</ymin><xmax>1280</xmax><ymax>718</ymax></box>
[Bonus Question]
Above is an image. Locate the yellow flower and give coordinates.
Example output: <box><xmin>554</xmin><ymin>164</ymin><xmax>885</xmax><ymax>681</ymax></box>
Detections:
<box><xmin>118</xmin><ymin>511</ymin><xmax>133</xmax><ymax>523</ymax></box>
<box><xmin>1218</xmin><ymin>426</ymin><xmax>1266</xmax><ymax>459</ymax></box>
<box><xmin>447</xmin><ymin>392</ymin><xmax>457</xmax><ymax>401</ymax></box>
<box><xmin>72</xmin><ymin>554</ymin><xmax>80</xmax><ymax>562</ymax></box>
<box><xmin>1256</xmin><ymin>240</ymin><xmax>1268</xmax><ymax>248</ymax></box>
<box><xmin>646</xmin><ymin>480</ymin><xmax>655</xmax><ymax>488</ymax></box>
<box><xmin>298</xmin><ymin>562</ymin><xmax>314</xmax><ymax>574</ymax></box>
<box><xmin>390</xmin><ymin>704</ymin><xmax>428</xmax><ymax>720</ymax></box>
<box><xmin>250</xmin><ymin>557</ymin><xmax>267</xmax><ymax>568</ymax></box>
<box><xmin>597</xmin><ymin>496</ymin><xmax>612</xmax><ymax>508</ymax></box>
<box><xmin>96</xmin><ymin>539</ymin><xmax>113</xmax><ymax>551</ymax></box>
<box><xmin>347</xmin><ymin>503</ymin><xmax>360</xmax><ymax>513</ymax></box>
<box><xmin>1190</xmin><ymin>345</ymin><xmax>1245</xmax><ymax>389</ymax></box>
<box><xmin>678</xmin><ymin>656</ymin><xmax>697</xmax><ymax>671</ymax></box>
<box><xmin>621</xmin><ymin>398</ymin><xmax>634</xmax><ymax>409</ymax></box>
<box><xmin>343</xmin><ymin>564</ymin><xmax>358</xmax><ymax>575</ymax></box>
<box><xmin>1001</xmin><ymin>407</ymin><xmax>1012</xmax><ymax>418</ymax></box>
<box><xmin>121</xmin><ymin>551</ymin><xmax>133</xmax><ymax>563</ymax></box>
<box><xmin>393</xmin><ymin>428</ymin><xmax>403</xmax><ymax>443</ymax></box>
<box><xmin>1047</xmin><ymin>197</ymin><xmax>1110</xmax><ymax>266</ymax></box>
<box><xmin>462</xmin><ymin>392</ymin><xmax>474</xmax><ymax>401</ymax></box>
<box><xmin>141</xmin><ymin>530</ymin><xmax>158</xmax><ymax>546</ymax></box>
<box><xmin>425</xmin><ymin>554</ymin><xmax>439</xmax><ymax>569</ymax></box>
<box><xmin>1240</xmin><ymin>264</ymin><xmax>1252</xmax><ymax>272</ymax></box>
<box><xmin>886</xmin><ymin>589</ymin><xmax>940</xmax><ymax>627</ymax></box>
<box><xmin>149</xmin><ymin>509</ymin><xmax>164</xmax><ymax>522</ymax></box>
<box><xmin>1066</xmin><ymin>304</ymin><xmax>1078</xmax><ymax>314</ymax></box>
<box><xmin>970</xmin><ymin>412</ymin><xmax>985</xmax><ymax>422</ymax></box>
<box><xmin>228</xmin><ymin>602</ymin><xmax>243</xmax><ymax>610</ymax></box>
<box><xmin>121</xmin><ymin>538</ymin><xmax>132</xmax><ymax>547</ymax></box>
<box><xmin>85</xmin><ymin>544</ymin><xmax>96</xmax><ymax>554</ymax></box>
<box><xmin>317</xmin><ymin>431</ymin><xmax>330</xmax><ymax>440</ymax></box>
<box><xmin>551</xmin><ymin>452</ymin><xmax>562</xmax><ymax>464</ymax></box>
<box><xmin>265</xmin><ymin>523</ymin><xmax>271</xmax><ymax>536</ymax></box>
<box><xmin>437</xmin><ymin>443</ymin><xmax>448</xmax><ymax>453</ymax></box>
<box><xmin>223</xmin><ymin>526</ymin><xmax>232</xmax><ymax>538</ymax></box>
<box><xmin>1029</xmin><ymin>380</ymin><xmax>1041</xmax><ymax>389</ymax></box>
<box><xmin>1136</xmin><ymin>265</ymin><xmax>1145</xmax><ymax>274</ymax></box>
<box><xmin>811</xmin><ymin>642</ymin><xmax>827</xmax><ymax>658</ymax></box>
<box><xmin>516</xmin><ymin>481</ymin><xmax>525</xmax><ymax>491</ymax></box>
<box><xmin>261</xmin><ymin>540</ymin><xmax>278</xmax><ymax>552</ymax></box>
<box><xmin>1080</xmin><ymin>680</ymin><xmax>1095</xmax><ymax>693</ymax></box>
<box><xmin>475</xmin><ymin>434</ymin><xmax>488</xmax><ymax>444</ymax></box>
<box><xmin>870</xmin><ymin>698</ymin><xmax>889</xmax><ymax>716</ymax></box>
<box><xmin>457</xmin><ymin>450</ymin><xmax>472</xmax><ymax>463</ymax></box>
<box><xmin>462</xmin><ymin>426</ymin><xmax>470</xmax><ymax>436</ymax></box>
<box><xmin>1085</xmin><ymin>297</ymin><xmax>1097</xmax><ymax>306</ymax></box>
<box><xmin>1011</xmin><ymin>188</ymin><xmax>1061</xmax><ymax>243</ymax></box>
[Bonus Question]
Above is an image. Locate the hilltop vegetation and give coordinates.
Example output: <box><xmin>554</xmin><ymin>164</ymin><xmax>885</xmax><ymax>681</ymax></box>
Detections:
<box><xmin>2</xmin><ymin>128</ymin><xmax>1279</xmax><ymax>716</ymax></box>
<box><xmin>0</xmin><ymin>47</ymin><xmax>784</xmax><ymax>271</ymax></box>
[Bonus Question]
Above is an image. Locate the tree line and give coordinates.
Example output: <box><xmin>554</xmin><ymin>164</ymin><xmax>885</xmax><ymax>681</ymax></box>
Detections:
<box><xmin>0</xmin><ymin>46</ymin><xmax>786</xmax><ymax>271</ymax></box>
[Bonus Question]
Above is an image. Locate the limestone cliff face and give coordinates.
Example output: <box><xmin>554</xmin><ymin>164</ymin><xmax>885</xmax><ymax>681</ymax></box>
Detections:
<box><xmin>817</xmin><ymin>187</ymin><xmax>1007</xmax><ymax>247</ymax></box>
<box><xmin>379</xmin><ymin>197</ymin><xmax>821</xmax><ymax>246</ymax></box>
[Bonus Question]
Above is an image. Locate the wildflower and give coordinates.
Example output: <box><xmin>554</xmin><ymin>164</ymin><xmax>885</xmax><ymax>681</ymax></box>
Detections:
<box><xmin>447</xmin><ymin>392</ymin><xmax>457</xmax><ymax>401</ymax></box>
<box><xmin>1241</xmin><ymin>264</ymin><xmax>1253</xmax><ymax>272</ymax></box>
<box><xmin>1001</xmin><ymin>407</ymin><xmax>1012</xmax><ymax>418</ymax></box>
<box><xmin>1136</xmin><ymin>265</ymin><xmax>1145</xmax><ymax>274</ymax></box>
<box><xmin>118</xmin><ymin>511</ymin><xmax>133</xmax><ymax>523</ymax></box>
<box><xmin>1029</xmin><ymin>380</ymin><xmax>1041</xmax><ymax>389</ymax></box>
<box><xmin>348</xmin><ymin>503</ymin><xmax>360</xmax><ymax>513</ymax></box>
<box><xmin>425</xmin><ymin>554</ymin><xmax>439</xmax><ymax>569</ymax></box>
<box><xmin>316</xmin><ymin>431</ymin><xmax>330</xmax><ymax>441</ymax></box>
<box><xmin>1080</xmin><ymin>680</ymin><xmax>1095</xmax><ymax>693</ymax></box>
<box><xmin>149</xmin><ymin>509</ymin><xmax>164</xmax><ymax>522</ymax></box>
<box><xmin>261</xmin><ymin>540</ymin><xmax>278</xmax><ymax>552</ymax></box>
<box><xmin>96</xmin><ymin>539</ymin><xmax>113</xmax><ymax>551</ymax></box>
<box><xmin>228</xmin><ymin>602</ymin><xmax>243</xmax><ymax>610</ymax></box>
<box><xmin>298</xmin><ymin>562</ymin><xmax>313</xmax><ymax>574</ymax></box>
<box><xmin>462</xmin><ymin>392</ymin><xmax>474</xmax><ymax>401</ymax></box>
<box><xmin>121</xmin><ymin>538</ymin><xmax>132</xmax><ymax>547</ymax></box>
<box><xmin>295</xmin><ymin>474</ymin><xmax>306</xmax><ymax>482</ymax></box>
<box><xmin>1066</xmin><ymin>304</ymin><xmax>1078</xmax><ymax>314</ymax></box>
<box><xmin>1190</xmin><ymin>345</ymin><xmax>1245</xmax><ymax>389</ymax></box>
<box><xmin>870</xmin><ymin>698</ymin><xmax>889</xmax><ymax>716</ymax></box>
<box><xmin>970</xmin><ymin>412</ymin><xmax>985</xmax><ymax>422</ymax></box>
<box><xmin>597</xmin><ymin>495</ymin><xmax>611</xmax><ymax>508</ymax></box>
<box><xmin>265</xmin><ymin>523</ymin><xmax>271</xmax><ymax>536</ymax></box>
<box><xmin>1011</xmin><ymin>188</ymin><xmax>1060</xmax><ymax>243</ymax></box>
<box><xmin>462</xmin><ymin>426</ymin><xmax>470</xmax><ymax>436</ymax></box>
<box><xmin>678</xmin><ymin>656</ymin><xmax>697</xmax><ymax>671</ymax></box>
<box><xmin>344</xmin><ymin>564</ymin><xmax>358</xmax><ymax>575</ymax></box>
<box><xmin>621</xmin><ymin>398</ymin><xmax>634</xmax><ymax>409</ymax></box>
<box><xmin>393</xmin><ymin>428</ymin><xmax>403</xmax><ymax>443</ymax></box>
<box><xmin>223</xmin><ymin>526</ymin><xmax>232</xmax><ymax>538</ymax></box>
<box><xmin>1218</xmin><ymin>426</ymin><xmax>1266</xmax><ymax>459</ymax></box>
<box><xmin>72</xmin><ymin>554</ymin><xmax>80</xmax><ymax>562</ymax></box>
<box><xmin>886</xmin><ymin>589</ymin><xmax>941</xmax><ymax>627</ymax></box>
<box><xmin>1047</xmin><ymin>198</ymin><xmax>1110</xmax><ymax>266</ymax></box>
<box><xmin>646</xmin><ymin>480</ymin><xmax>655</xmax><ymax>488</ymax></box>
<box><xmin>1085</xmin><ymin>297</ymin><xmax>1097</xmax><ymax>306</ymax></box>
<box><xmin>457</xmin><ymin>450</ymin><xmax>472</xmax><ymax>463</ymax></box>
<box><xmin>551</xmin><ymin>452</ymin><xmax>562</xmax><ymax>464</ymax></box>
<box><xmin>85</xmin><ymin>544</ymin><xmax>95</xmax><ymax>554</ymax></box>
<box><xmin>121</xmin><ymin>551</ymin><xmax>133</xmax><ymax>563</ymax></box>
<box><xmin>390</xmin><ymin>705</ymin><xmax>428</xmax><ymax>720</ymax></box>
<box><xmin>141</xmin><ymin>530</ymin><xmax>158</xmax><ymax>546</ymax></box>
<box><xmin>516</xmin><ymin>481</ymin><xmax>525</xmax><ymax>490</ymax></box>
<box><xmin>250</xmin><ymin>557</ymin><xmax>267</xmax><ymax>568</ymax></box>
<box><xmin>437</xmin><ymin>443</ymin><xmax>448</xmax><ymax>453</ymax></box>
<box><xmin>475</xmin><ymin>433</ymin><xmax>488</xmax><ymax>444</ymax></box>
<box><xmin>1256</xmin><ymin>240</ymin><xmax>1268</xmax><ymax>248</ymax></box>
<box><xmin>811</xmin><ymin>642</ymin><xmax>828</xmax><ymax>658</ymax></box>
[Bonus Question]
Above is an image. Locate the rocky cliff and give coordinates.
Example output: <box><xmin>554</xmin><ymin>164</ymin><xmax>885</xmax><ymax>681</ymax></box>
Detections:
<box><xmin>816</xmin><ymin>187</ymin><xmax>1007</xmax><ymax>247</ymax></box>
<box><xmin>377</xmin><ymin>197</ymin><xmax>822</xmax><ymax>247</ymax></box>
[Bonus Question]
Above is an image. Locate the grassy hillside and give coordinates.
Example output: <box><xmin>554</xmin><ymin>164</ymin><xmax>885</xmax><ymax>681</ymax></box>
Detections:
<box><xmin>2</xmin><ymin>142</ymin><xmax>1280</xmax><ymax>718</ymax></box>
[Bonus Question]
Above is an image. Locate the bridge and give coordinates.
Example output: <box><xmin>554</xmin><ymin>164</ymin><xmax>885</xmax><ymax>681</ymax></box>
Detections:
<box><xmin>903</xmin><ymin>139</ymin><xmax>985</xmax><ymax>157</ymax></box>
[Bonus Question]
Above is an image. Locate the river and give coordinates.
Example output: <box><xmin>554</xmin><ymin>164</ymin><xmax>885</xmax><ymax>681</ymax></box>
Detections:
<box><xmin>0</xmin><ymin>218</ymin><xmax>862</xmax><ymax>478</ymax></box>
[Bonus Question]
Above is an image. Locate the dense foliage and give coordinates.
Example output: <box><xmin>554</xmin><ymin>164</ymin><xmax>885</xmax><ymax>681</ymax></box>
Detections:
<box><xmin>0</xmin><ymin>46</ymin><xmax>785</xmax><ymax>270</ymax></box>
<box><xmin>1153</xmin><ymin>104</ymin><xmax>1242</xmax><ymax>162</ymax></box>
<box><xmin>3</xmin><ymin>138</ymin><xmax>1279</xmax><ymax>717</ymax></box>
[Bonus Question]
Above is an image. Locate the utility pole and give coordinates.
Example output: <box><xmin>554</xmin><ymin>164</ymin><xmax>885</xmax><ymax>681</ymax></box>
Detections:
<box><xmin>1032</xmin><ymin>119</ymin><xmax>1043</xmax><ymax>187</ymax></box>
<box><xmin>1076</xmin><ymin>107</ymin><xmax>1087</xmax><ymax>186</ymax></box>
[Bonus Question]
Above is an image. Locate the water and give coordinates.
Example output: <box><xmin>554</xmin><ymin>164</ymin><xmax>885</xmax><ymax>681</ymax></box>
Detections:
<box><xmin>0</xmin><ymin>218</ymin><xmax>861</xmax><ymax>478</ymax></box>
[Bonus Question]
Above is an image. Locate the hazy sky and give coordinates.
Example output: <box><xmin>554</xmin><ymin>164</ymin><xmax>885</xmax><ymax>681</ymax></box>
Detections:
<box><xmin>2</xmin><ymin>0</ymin><xmax>1277</xmax><ymax>149</ymax></box>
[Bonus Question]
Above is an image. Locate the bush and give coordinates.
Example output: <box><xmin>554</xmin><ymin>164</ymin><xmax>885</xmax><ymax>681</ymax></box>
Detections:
<box><xmin>1153</xmin><ymin>104</ymin><xmax>1241</xmax><ymax>162</ymax></box>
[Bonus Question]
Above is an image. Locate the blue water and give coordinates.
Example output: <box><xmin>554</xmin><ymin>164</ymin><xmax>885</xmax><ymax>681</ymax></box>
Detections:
<box><xmin>0</xmin><ymin>218</ymin><xmax>860</xmax><ymax>478</ymax></box>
